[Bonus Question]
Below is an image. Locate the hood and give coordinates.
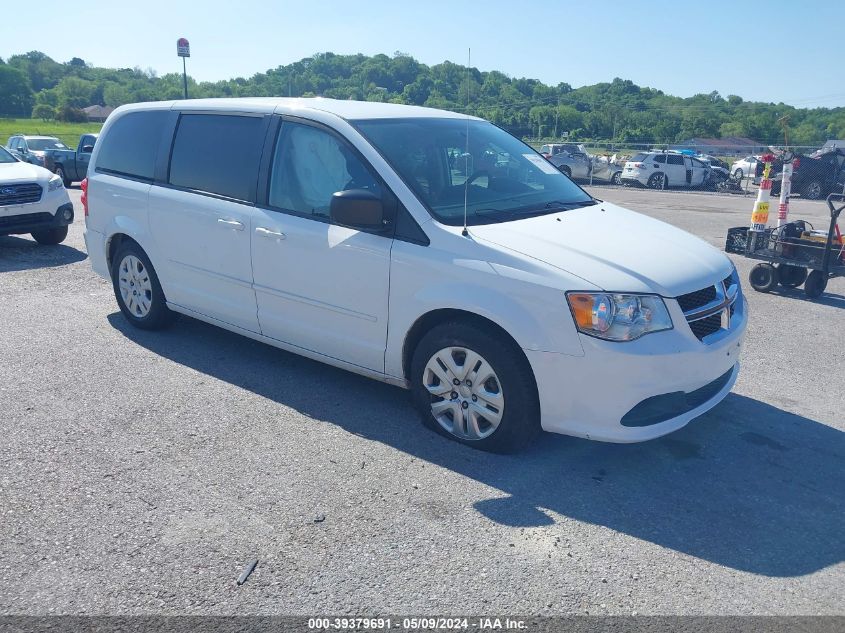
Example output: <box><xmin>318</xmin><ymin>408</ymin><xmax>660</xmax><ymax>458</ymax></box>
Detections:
<box><xmin>0</xmin><ymin>161</ymin><xmax>53</xmax><ymax>184</ymax></box>
<box><xmin>469</xmin><ymin>202</ymin><xmax>732</xmax><ymax>297</ymax></box>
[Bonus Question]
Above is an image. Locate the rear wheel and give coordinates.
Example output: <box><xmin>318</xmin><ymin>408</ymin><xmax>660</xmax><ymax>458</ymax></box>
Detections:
<box><xmin>776</xmin><ymin>264</ymin><xmax>808</xmax><ymax>288</ymax></box>
<box><xmin>111</xmin><ymin>241</ymin><xmax>177</xmax><ymax>330</ymax></box>
<box><xmin>31</xmin><ymin>226</ymin><xmax>68</xmax><ymax>245</ymax></box>
<box><xmin>749</xmin><ymin>263</ymin><xmax>777</xmax><ymax>292</ymax></box>
<box><xmin>647</xmin><ymin>173</ymin><xmax>666</xmax><ymax>189</ymax></box>
<box><xmin>410</xmin><ymin>321</ymin><xmax>540</xmax><ymax>453</ymax></box>
<box><xmin>803</xmin><ymin>180</ymin><xmax>824</xmax><ymax>200</ymax></box>
<box><xmin>55</xmin><ymin>165</ymin><xmax>72</xmax><ymax>188</ymax></box>
<box><xmin>803</xmin><ymin>270</ymin><xmax>827</xmax><ymax>299</ymax></box>
<box><xmin>733</xmin><ymin>168</ymin><xmax>744</xmax><ymax>180</ymax></box>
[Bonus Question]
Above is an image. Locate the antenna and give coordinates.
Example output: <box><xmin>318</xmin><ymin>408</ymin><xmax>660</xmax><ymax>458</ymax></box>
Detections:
<box><xmin>462</xmin><ymin>48</ymin><xmax>471</xmax><ymax>237</ymax></box>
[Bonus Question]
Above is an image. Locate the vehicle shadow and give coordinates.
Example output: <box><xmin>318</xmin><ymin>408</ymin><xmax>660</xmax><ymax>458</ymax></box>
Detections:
<box><xmin>0</xmin><ymin>235</ymin><xmax>87</xmax><ymax>272</ymax></box>
<box><xmin>766</xmin><ymin>285</ymin><xmax>845</xmax><ymax>309</ymax></box>
<box><xmin>108</xmin><ymin>313</ymin><xmax>844</xmax><ymax>578</ymax></box>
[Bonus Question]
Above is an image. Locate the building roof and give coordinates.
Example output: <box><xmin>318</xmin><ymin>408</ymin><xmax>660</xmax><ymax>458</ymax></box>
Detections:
<box><xmin>82</xmin><ymin>105</ymin><xmax>115</xmax><ymax>118</ymax></box>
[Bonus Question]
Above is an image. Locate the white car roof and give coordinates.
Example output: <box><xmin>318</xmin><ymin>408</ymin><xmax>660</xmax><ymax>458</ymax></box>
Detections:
<box><xmin>112</xmin><ymin>97</ymin><xmax>480</xmax><ymax>122</ymax></box>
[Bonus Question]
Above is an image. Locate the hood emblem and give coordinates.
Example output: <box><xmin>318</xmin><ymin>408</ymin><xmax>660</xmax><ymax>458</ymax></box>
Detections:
<box><xmin>1</xmin><ymin>187</ymin><xmax>16</xmax><ymax>195</ymax></box>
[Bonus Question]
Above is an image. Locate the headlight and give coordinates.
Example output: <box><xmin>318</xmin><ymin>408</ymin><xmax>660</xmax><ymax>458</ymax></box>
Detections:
<box><xmin>47</xmin><ymin>175</ymin><xmax>64</xmax><ymax>191</ymax></box>
<box><xmin>567</xmin><ymin>292</ymin><xmax>673</xmax><ymax>341</ymax></box>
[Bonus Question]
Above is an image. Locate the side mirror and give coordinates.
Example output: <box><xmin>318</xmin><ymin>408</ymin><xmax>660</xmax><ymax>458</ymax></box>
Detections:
<box><xmin>82</xmin><ymin>145</ymin><xmax>94</xmax><ymax>153</ymax></box>
<box><xmin>330</xmin><ymin>189</ymin><xmax>385</xmax><ymax>230</ymax></box>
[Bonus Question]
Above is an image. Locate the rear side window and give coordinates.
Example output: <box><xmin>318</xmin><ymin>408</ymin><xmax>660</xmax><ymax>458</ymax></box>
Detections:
<box><xmin>654</xmin><ymin>155</ymin><xmax>666</xmax><ymax>164</ymax></box>
<box><xmin>667</xmin><ymin>154</ymin><xmax>684</xmax><ymax>165</ymax></box>
<box><xmin>168</xmin><ymin>114</ymin><xmax>266</xmax><ymax>202</ymax></box>
<box><xmin>96</xmin><ymin>110</ymin><xmax>167</xmax><ymax>181</ymax></box>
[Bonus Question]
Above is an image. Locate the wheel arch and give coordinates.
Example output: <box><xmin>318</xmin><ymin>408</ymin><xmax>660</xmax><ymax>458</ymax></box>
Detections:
<box><xmin>401</xmin><ymin>308</ymin><xmax>534</xmax><ymax>385</ymax></box>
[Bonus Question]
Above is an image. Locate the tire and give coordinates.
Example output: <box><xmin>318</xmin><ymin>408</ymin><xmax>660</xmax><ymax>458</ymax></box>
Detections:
<box><xmin>776</xmin><ymin>264</ymin><xmax>807</xmax><ymax>288</ymax></box>
<box><xmin>647</xmin><ymin>173</ymin><xmax>666</xmax><ymax>189</ymax></box>
<box><xmin>111</xmin><ymin>241</ymin><xmax>177</xmax><ymax>330</ymax></box>
<box><xmin>803</xmin><ymin>180</ymin><xmax>824</xmax><ymax>200</ymax></box>
<box><xmin>803</xmin><ymin>270</ymin><xmax>827</xmax><ymax>299</ymax></box>
<box><xmin>749</xmin><ymin>263</ymin><xmax>777</xmax><ymax>292</ymax></box>
<box><xmin>410</xmin><ymin>321</ymin><xmax>540</xmax><ymax>453</ymax></box>
<box><xmin>30</xmin><ymin>226</ymin><xmax>68</xmax><ymax>245</ymax></box>
<box><xmin>610</xmin><ymin>171</ymin><xmax>622</xmax><ymax>185</ymax></box>
<box><xmin>733</xmin><ymin>169</ymin><xmax>743</xmax><ymax>181</ymax></box>
<box><xmin>55</xmin><ymin>165</ymin><xmax>72</xmax><ymax>188</ymax></box>
<box><xmin>559</xmin><ymin>165</ymin><xmax>571</xmax><ymax>178</ymax></box>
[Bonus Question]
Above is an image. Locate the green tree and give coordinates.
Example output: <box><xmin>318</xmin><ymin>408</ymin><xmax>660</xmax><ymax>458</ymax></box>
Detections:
<box><xmin>0</xmin><ymin>65</ymin><xmax>34</xmax><ymax>116</ymax></box>
<box><xmin>32</xmin><ymin>103</ymin><xmax>56</xmax><ymax>120</ymax></box>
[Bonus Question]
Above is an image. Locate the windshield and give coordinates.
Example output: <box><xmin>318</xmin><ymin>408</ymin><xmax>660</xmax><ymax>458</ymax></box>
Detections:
<box><xmin>353</xmin><ymin>118</ymin><xmax>594</xmax><ymax>226</ymax></box>
<box><xmin>27</xmin><ymin>138</ymin><xmax>68</xmax><ymax>151</ymax></box>
<box><xmin>0</xmin><ymin>146</ymin><xmax>18</xmax><ymax>163</ymax></box>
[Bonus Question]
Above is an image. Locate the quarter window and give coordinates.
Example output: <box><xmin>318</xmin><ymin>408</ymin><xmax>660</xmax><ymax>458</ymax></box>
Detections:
<box><xmin>169</xmin><ymin>114</ymin><xmax>266</xmax><ymax>202</ymax></box>
<box><xmin>268</xmin><ymin>122</ymin><xmax>381</xmax><ymax>219</ymax></box>
<box><xmin>96</xmin><ymin>111</ymin><xmax>167</xmax><ymax>181</ymax></box>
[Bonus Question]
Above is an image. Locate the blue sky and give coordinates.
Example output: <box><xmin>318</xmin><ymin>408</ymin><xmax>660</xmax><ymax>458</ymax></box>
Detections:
<box><xmin>4</xmin><ymin>1</ymin><xmax>838</xmax><ymax>107</ymax></box>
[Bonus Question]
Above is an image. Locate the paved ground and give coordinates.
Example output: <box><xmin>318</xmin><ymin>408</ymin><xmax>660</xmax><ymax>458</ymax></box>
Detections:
<box><xmin>0</xmin><ymin>187</ymin><xmax>842</xmax><ymax>615</ymax></box>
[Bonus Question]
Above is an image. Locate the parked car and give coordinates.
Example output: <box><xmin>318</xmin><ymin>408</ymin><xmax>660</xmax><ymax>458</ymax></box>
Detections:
<box><xmin>697</xmin><ymin>155</ymin><xmax>730</xmax><ymax>188</ymax></box>
<box><xmin>6</xmin><ymin>135</ymin><xmax>70</xmax><ymax>168</ymax></box>
<box><xmin>85</xmin><ymin>99</ymin><xmax>745</xmax><ymax>452</ymax></box>
<box><xmin>622</xmin><ymin>151</ymin><xmax>709</xmax><ymax>189</ymax></box>
<box><xmin>547</xmin><ymin>148</ymin><xmax>592</xmax><ymax>179</ymax></box>
<box><xmin>43</xmin><ymin>133</ymin><xmax>98</xmax><ymax>187</ymax></box>
<box><xmin>730</xmin><ymin>155</ymin><xmax>760</xmax><ymax>180</ymax></box>
<box><xmin>590</xmin><ymin>154</ymin><xmax>623</xmax><ymax>185</ymax></box>
<box><xmin>767</xmin><ymin>148</ymin><xmax>845</xmax><ymax>200</ymax></box>
<box><xmin>0</xmin><ymin>145</ymin><xmax>74</xmax><ymax>244</ymax></box>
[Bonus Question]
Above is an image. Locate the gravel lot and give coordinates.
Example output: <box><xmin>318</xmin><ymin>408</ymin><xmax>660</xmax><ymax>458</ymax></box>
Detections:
<box><xmin>0</xmin><ymin>186</ymin><xmax>842</xmax><ymax>615</ymax></box>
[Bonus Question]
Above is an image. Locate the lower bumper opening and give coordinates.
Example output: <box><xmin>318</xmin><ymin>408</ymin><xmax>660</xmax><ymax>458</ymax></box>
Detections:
<box><xmin>620</xmin><ymin>367</ymin><xmax>734</xmax><ymax>427</ymax></box>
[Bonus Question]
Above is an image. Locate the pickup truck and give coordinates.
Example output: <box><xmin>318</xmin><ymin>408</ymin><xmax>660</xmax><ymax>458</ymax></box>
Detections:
<box><xmin>765</xmin><ymin>148</ymin><xmax>845</xmax><ymax>200</ymax></box>
<box><xmin>43</xmin><ymin>133</ymin><xmax>98</xmax><ymax>187</ymax></box>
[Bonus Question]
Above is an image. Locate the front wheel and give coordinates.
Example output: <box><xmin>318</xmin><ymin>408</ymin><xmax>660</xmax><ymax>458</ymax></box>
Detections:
<box><xmin>749</xmin><ymin>263</ymin><xmax>777</xmax><ymax>292</ymax></box>
<box><xmin>558</xmin><ymin>165</ymin><xmax>571</xmax><ymax>178</ymax></box>
<box><xmin>111</xmin><ymin>242</ymin><xmax>177</xmax><ymax>330</ymax></box>
<box><xmin>733</xmin><ymin>169</ymin><xmax>743</xmax><ymax>181</ymax></box>
<box><xmin>31</xmin><ymin>226</ymin><xmax>68</xmax><ymax>245</ymax></box>
<box><xmin>611</xmin><ymin>171</ymin><xmax>622</xmax><ymax>185</ymax></box>
<box><xmin>410</xmin><ymin>322</ymin><xmax>540</xmax><ymax>453</ymax></box>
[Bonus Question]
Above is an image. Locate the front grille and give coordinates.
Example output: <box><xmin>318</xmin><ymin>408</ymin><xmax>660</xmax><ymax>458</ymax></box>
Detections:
<box><xmin>0</xmin><ymin>183</ymin><xmax>42</xmax><ymax>206</ymax></box>
<box><xmin>689</xmin><ymin>313</ymin><xmax>722</xmax><ymax>340</ymax></box>
<box><xmin>677</xmin><ymin>286</ymin><xmax>717</xmax><ymax>312</ymax></box>
<box><xmin>0</xmin><ymin>212</ymin><xmax>53</xmax><ymax>228</ymax></box>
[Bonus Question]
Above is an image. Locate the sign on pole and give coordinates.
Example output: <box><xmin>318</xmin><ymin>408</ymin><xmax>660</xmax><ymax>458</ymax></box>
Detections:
<box><xmin>177</xmin><ymin>38</ymin><xmax>190</xmax><ymax>58</ymax></box>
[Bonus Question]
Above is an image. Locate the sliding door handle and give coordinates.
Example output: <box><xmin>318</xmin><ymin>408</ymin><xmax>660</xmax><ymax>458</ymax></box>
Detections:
<box><xmin>217</xmin><ymin>218</ymin><xmax>245</xmax><ymax>231</ymax></box>
<box><xmin>255</xmin><ymin>227</ymin><xmax>286</xmax><ymax>240</ymax></box>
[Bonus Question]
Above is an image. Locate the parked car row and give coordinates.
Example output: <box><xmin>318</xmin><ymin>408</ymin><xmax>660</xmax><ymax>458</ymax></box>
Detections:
<box><xmin>539</xmin><ymin>143</ymin><xmax>623</xmax><ymax>184</ymax></box>
<box><xmin>6</xmin><ymin>134</ymin><xmax>98</xmax><ymax>188</ymax></box>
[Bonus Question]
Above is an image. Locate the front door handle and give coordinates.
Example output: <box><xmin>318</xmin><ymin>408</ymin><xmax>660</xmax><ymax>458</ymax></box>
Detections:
<box><xmin>255</xmin><ymin>227</ymin><xmax>286</xmax><ymax>240</ymax></box>
<box><xmin>217</xmin><ymin>218</ymin><xmax>245</xmax><ymax>231</ymax></box>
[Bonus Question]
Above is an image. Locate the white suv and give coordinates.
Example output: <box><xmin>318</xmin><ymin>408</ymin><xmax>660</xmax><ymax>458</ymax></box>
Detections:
<box><xmin>622</xmin><ymin>151</ymin><xmax>709</xmax><ymax>189</ymax></box>
<box><xmin>0</xmin><ymin>145</ymin><xmax>74</xmax><ymax>244</ymax></box>
<box><xmin>84</xmin><ymin>99</ymin><xmax>746</xmax><ymax>452</ymax></box>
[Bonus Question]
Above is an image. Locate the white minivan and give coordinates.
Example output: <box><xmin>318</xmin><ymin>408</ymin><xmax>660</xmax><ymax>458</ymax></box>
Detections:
<box><xmin>84</xmin><ymin>98</ymin><xmax>746</xmax><ymax>452</ymax></box>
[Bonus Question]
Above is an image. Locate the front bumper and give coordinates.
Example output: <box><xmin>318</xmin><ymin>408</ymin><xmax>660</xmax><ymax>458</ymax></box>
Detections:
<box><xmin>527</xmin><ymin>293</ymin><xmax>747</xmax><ymax>442</ymax></box>
<box><xmin>0</xmin><ymin>203</ymin><xmax>74</xmax><ymax>236</ymax></box>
